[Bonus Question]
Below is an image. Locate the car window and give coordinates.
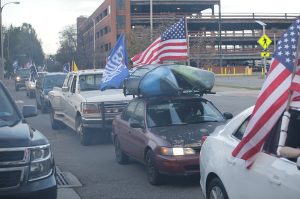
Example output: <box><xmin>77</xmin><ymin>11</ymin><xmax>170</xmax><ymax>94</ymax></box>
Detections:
<box><xmin>0</xmin><ymin>86</ymin><xmax>20</xmax><ymax>127</ymax></box>
<box><xmin>146</xmin><ymin>98</ymin><xmax>224</xmax><ymax>127</ymax></box>
<box><xmin>79</xmin><ymin>74</ymin><xmax>102</xmax><ymax>91</ymax></box>
<box><xmin>16</xmin><ymin>69</ymin><xmax>30</xmax><ymax>76</ymax></box>
<box><xmin>132</xmin><ymin>102</ymin><xmax>145</xmax><ymax>126</ymax></box>
<box><xmin>43</xmin><ymin>74</ymin><xmax>67</xmax><ymax>89</ymax></box>
<box><xmin>233</xmin><ymin>117</ymin><xmax>250</xmax><ymax>140</ymax></box>
<box><xmin>71</xmin><ymin>76</ymin><xmax>77</xmax><ymax>93</ymax></box>
<box><xmin>121</xmin><ymin>101</ymin><xmax>138</xmax><ymax>122</ymax></box>
<box><xmin>66</xmin><ymin>75</ymin><xmax>74</xmax><ymax>90</ymax></box>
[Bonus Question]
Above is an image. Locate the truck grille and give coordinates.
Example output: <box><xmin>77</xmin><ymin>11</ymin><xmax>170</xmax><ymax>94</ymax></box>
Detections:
<box><xmin>0</xmin><ymin>170</ymin><xmax>22</xmax><ymax>189</ymax></box>
<box><xmin>100</xmin><ymin>101</ymin><xmax>128</xmax><ymax>120</ymax></box>
<box><xmin>0</xmin><ymin>151</ymin><xmax>25</xmax><ymax>162</ymax></box>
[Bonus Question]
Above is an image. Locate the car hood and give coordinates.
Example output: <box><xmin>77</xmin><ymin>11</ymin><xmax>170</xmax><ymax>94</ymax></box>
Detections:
<box><xmin>150</xmin><ymin>121</ymin><xmax>225</xmax><ymax>147</ymax></box>
<box><xmin>0</xmin><ymin>121</ymin><xmax>48</xmax><ymax>148</ymax></box>
<box><xmin>80</xmin><ymin>89</ymin><xmax>133</xmax><ymax>102</ymax></box>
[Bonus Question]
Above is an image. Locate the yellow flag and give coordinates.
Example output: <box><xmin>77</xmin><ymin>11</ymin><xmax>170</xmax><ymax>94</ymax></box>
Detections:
<box><xmin>72</xmin><ymin>61</ymin><xmax>78</xmax><ymax>71</ymax></box>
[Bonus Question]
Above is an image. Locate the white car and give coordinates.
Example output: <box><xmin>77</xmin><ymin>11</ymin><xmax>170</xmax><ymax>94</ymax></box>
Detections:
<box><xmin>200</xmin><ymin>106</ymin><xmax>300</xmax><ymax>199</ymax></box>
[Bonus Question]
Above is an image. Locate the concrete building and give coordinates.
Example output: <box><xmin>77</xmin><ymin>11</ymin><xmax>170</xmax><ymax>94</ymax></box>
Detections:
<box><xmin>77</xmin><ymin>0</ymin><xmax>299</xmax><ymax>68</ymax></box>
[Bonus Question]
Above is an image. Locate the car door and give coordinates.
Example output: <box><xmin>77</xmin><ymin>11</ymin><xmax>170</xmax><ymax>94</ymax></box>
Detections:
<box><xmin>126</xmin><ymin>101</ymin><xmax>147</xmax><ymax>161</ymax></box>
<box><xmin>61</xmin><ymin>74</ymin><xmax>74</xmax><ymax>121</ymax></box>
<box><xmin>67</xmin><ymin>75</ymin><xmax>80</xmax><ymax>122</ymax></box>
<box><xmin>224</xmin><ymin>118</ymin><xmax>300</xmax><ymax>199</ymax></box>
<box><xmin>116</xmin><ymin>101</ymin><xmax>138</xmax><ymax>156</ymax></box>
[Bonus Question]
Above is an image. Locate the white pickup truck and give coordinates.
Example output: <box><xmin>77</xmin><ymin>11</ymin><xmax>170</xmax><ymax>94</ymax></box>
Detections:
<box><xmin>48</xmin><ymin>69</ymin><xmax>132</xmax><ymax>145</ymax></box>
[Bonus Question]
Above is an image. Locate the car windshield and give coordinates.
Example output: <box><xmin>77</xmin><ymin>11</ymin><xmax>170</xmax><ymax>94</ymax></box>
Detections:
<box><xmin>43</xmin><ymin>74</ymin><xmax>66</xmax><ymax>89</ymax></box>
<box><xmin>0</xmin><ymin>86</ymin><xmax>20</xmax><ymax>127</ymax></box>
<box><xmin>16</xmin><ymin>69</ymin><xmax>30</xmax><ymax>76</ymax></box>
<box><xmin>79</xmin><ymin>74</ymin><xmax>102</xmax><ymax>91</ymax></box>
<box><xmin>146</xmin><ymin>98</ymin><xmax>224</xmax><ymax>128</ymax></box>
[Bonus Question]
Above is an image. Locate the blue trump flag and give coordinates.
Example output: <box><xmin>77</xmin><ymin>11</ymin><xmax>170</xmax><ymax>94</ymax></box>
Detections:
<box><xmin>100</xmin><ymin>33</ymin><xmax>129</xmax><ymax>91</ymax></box>
<box><xmin>63</xmin><ymin>63</ymin><xmax>70</xmax><ymax>73</ymax></box>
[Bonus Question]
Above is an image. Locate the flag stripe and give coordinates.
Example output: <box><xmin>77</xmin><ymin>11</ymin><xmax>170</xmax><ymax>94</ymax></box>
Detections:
<box><xmin>145</xmin><ymin>49</ymin><xmax>188</xmax><ymax>64</ymax></box>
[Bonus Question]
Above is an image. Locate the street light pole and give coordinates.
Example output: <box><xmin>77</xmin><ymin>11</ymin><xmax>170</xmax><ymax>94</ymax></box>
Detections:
<box><xmin>255</xmin><ymin>20</ymin><xmax>267</xmax><ymax>78</ymax></box>
<box><xmin>92</xmin><ymin>18</ymin><xmax>96</xmax><ymax>69</ymax></box>
<box><xmin>150</xmin><ymin>0</ymin><xmax>153</xmax><ymax>42</ymax></box>
<box><xmin>0</xmin><ymin>1</ymin><xmax>20</xmax><ymax>80</ymax></box>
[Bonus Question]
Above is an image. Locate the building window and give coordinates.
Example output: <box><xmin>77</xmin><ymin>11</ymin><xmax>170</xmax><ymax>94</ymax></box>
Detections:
<box><xmin>103</xmin><ymin>8</ymin><xmax>108</xmax><ymax>17</ymax></box>
<box><xmin>117</xmin><ymin>15</ymin><xmax>126</xmax><ymax>30</ymax></box>
<box><xmin>116</xmin><ymin>0</ymin><xmax>125</xmax><ymax>10</ymax></box>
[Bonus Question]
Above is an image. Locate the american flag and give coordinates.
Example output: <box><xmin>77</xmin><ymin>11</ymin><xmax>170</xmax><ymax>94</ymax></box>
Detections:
<box><xmin>131</xmin><ymin>18</ymin><xmax>188</xmax><ymax>66</ymax></box>
<box><xmin>232</xmin><ymin>16</ymin><xmax>300</xmax><ymax>167</ymax></box>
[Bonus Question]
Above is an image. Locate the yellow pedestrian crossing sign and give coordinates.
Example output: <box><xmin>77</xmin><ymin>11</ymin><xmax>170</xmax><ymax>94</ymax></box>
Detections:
<box><xmin>258</xmin><ymin>34</ymin><xmax>272</xmax><ymax>49</ymax></box>
<box><xmin>261</xmin><ymin>51</ymin><xmax>271</xmax><ymax>58</ymax></box>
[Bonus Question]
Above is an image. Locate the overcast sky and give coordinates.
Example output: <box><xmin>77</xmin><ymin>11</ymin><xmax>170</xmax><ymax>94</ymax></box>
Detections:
<box><xmin>4</xmin><ymin>0</ymin><xmax>300</xmax><ymax>55</ymax></box>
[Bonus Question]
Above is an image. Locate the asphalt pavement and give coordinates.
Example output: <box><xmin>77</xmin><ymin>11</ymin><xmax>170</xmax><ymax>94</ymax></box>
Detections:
<box><xmin>2</xmin><ymin>74</ymin><xmax>264</xmax><ymax>199</ymax></box>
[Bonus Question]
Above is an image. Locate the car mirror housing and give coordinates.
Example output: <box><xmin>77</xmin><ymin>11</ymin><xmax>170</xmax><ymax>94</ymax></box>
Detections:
<box><xmin>130</xmin><ymin>122</ymin><xmax>144</xmax><ymax>129</ymax></box>
<box><xmin>22</xmin><ymin>105</ymin><xmax>38</xmax><ymax>118</ymax></box>
<box><xmin>62</xmin><ymin>86</ymin><xmax>68</xmax><ymax>92</ymax></box>
<box><xmin>223</xmin><ymin>112</ymin><xmax>233</xmax><ymax>120</ymax></box>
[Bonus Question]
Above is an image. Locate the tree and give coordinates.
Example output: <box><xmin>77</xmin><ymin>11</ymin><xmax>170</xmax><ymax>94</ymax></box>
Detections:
<box><xmin>55</xmin><ymin>25</ymin><xmax>77</xmax><ymax>66</ymax></box>
<box><xmin>4</xmin><ymin>23</ymin><xmax>44</xmax><ymax>72</ymax></box>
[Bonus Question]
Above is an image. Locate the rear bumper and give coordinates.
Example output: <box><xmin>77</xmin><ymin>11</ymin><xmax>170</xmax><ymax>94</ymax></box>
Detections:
<box><xmin>0</xmin><ymin>172</ymin><xmax>57</xmax><ymax>199</ymax></box>
<box><xmin>155</xmin><ymin>154</ymin><xmax>200</xmax><ymax>176</ymax></box>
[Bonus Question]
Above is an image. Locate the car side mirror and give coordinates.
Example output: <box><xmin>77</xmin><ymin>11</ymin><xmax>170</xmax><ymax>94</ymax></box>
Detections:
<box><xmin>297</xmin><ymin>157</ymin><xmax>300</xmax><ymax>170</ymax></box>
<box><xmin>22</xmin><ymin>105</ymin><xmax>38</xmax><ymax>118</ymax></box>
<box><xmin>62</xmin><ymin>86</ymin><xmax>68</xmax><ymax>92</ymax></box>
<box><xmin>130</xmin><ymin>121</ymin><xmax>144</xmax><ymax>129</ymax></box>
<box><xmin>223</xmin><ymin>112</ymin><xmax>233</xmax><ymax>120</ymax></box>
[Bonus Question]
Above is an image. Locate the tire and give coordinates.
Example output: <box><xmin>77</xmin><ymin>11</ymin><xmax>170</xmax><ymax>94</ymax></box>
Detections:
<box><xmin>145</xmin><ymin>150</ymin><xmax>162</xmax><ymax>185</ymax></box>
<box><xmin>50</xmin><ymin>107</ymin><xmax>61</xmax><ymax>130</ymax></box>
<box><xmin>207</xmin><ymin>177</ymin><xmax>229</xmax><ymax>199</ymax></box>
<box><xmin>76</xmin><ymin>116</ymin><xmax>90</xmax><ymax>146</ymax></box>
<box><xmin>114</xmin><ymin>137</ymin><xmax>129</xmax><ymax>164</ymax></box>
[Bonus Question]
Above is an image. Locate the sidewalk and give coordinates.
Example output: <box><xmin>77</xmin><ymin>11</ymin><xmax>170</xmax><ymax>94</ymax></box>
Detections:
<box><xmin>58</xmin><ymin>188</ymin><xmax>81</xmax><ymax>199</ymax></box>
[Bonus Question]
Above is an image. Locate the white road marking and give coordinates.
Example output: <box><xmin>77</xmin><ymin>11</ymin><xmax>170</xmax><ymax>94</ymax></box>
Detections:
<box><xmin>15</xmin><ymin>100</ymin><xmax>24</xmax><ymax>104</ymax></box>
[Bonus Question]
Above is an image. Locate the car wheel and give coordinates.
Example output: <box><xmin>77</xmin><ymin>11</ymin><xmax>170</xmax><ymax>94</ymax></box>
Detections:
<box><xmin>36</xmin><ymin>98</ymin><xmax>41</xmax><ymax>109</ymax></box>
<box><xmin>50</xmin><ymin>107</ymin><xmax>61</xmax><ymax>130</ymax></box>
<box><xmin>207</xmin><ymin>177</ymin><xmax>229</xmax><ymax>199</ymax></box>
<box><xmin>145</xmin><ymin>150</ymin><xmax>162</xmax><ymax>185</ymax></box>
<box><xmin>114</xmin><ymin>137</ymin><xmax>129</xmax><ymax>164</ymax></box>
<box><xmin>76</xmin><ymin>116</ymin><xmax>90</xmax><ymax>146</ymax></box>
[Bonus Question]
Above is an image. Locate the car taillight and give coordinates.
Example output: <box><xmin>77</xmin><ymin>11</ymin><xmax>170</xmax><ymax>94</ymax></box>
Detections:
<box><xmin>201</xmin><ymin>135</ymin><xmax>208</xmax><ymax>146</ymax></box>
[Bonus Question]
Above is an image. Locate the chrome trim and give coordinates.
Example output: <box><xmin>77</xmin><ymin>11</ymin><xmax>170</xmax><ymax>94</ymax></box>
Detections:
<box><xmin>0</xmin><ymin>148</ymin><xmax>30</xmax><ymax>166</ymax></box>
<box><xmin>0</xmin><ymin>166</ymin><xmax>27</xmax><ymax>190</ymax></box>
<box><xmin>28</xmin><ymin>168</ymin><xmax>53</xmax><ymax>182</ymax></box>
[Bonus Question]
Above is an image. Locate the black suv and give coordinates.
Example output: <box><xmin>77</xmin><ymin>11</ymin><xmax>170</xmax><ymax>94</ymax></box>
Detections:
<box><xmin>35</xmin><ymin>72</ymin><xmax>66</xmax><ymax>113</ymax></box>
<box><xmin>0</xmin><ymin>81</ymin><xmax>57</xmax><ymax>198</ymax></box>
<box><xmin>14</xmin><ymin>68</ymin><xmax>30</xmax><ymax>91</ymax></box>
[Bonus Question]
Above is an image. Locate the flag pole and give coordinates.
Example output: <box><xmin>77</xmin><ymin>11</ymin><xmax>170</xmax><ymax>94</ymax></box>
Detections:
<box><xmin>277</xmin><ymin>34</ymin><xmax>300</xmax><ymax>156</ymax></box>
<box><xmin>185</xmin><ymin>17</ymin><xmax>190</xmax><ymax>66</ymax></box>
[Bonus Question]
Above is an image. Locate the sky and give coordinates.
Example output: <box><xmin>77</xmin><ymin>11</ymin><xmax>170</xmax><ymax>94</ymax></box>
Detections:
<box><xmin>4</xmin><ymin>0</ymin><xmax>300</xmax><ymax>55</ymax></box>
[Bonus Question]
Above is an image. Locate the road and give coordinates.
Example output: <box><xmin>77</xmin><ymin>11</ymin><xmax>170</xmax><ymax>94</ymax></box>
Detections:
<box><xmin>4</xmin><ymin>75</ymin><xmax>262</xmax><ymax>199</ymax></box>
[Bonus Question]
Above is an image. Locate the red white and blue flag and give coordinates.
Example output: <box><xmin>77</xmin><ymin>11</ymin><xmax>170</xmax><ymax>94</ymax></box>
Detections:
<box><xmin>131</xmin><ymin>18</ymin><xmax>188</xmax><ymax>66</ymax></box>
<box><xmin>232</xmin><ymin>16</ymin><xmax>300</xmax><ymax>167</ymax></box>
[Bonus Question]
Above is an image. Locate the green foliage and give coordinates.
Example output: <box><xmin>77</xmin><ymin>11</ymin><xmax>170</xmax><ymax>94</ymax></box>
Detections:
<box><xmin>55</xmin><ymin>25</ymin><xmax>77</xmax><ymax>65</ymax></box>
<box><xmin>4</xmin><ymin>23</ymin><xmax>44</xmax><ymax>72</ymax></box>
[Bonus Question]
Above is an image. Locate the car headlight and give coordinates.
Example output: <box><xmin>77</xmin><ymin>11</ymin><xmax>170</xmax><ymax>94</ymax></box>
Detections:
<box><xmin>81</xmin><ymin>102</ymin><xmax>100</xmax><ymax>117</ymax></box>
<box><xmin>29</xmin><ymin>82</ymin><xmax>36</xmax><ymax>89</ymax></box>
<box><xmin>160</xmin><ymin>147</ymin><xmax>196</xmax><ymax>156</ymax></box>
<box><xmin>29</xmin><ymin>145</ymin><xmax>53</xmax><ymax>181</ymax></box>
<box><xmin>16</xmin><ymin>76</ymin><xmax>21</xmax><ymax>81</ymax></box>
